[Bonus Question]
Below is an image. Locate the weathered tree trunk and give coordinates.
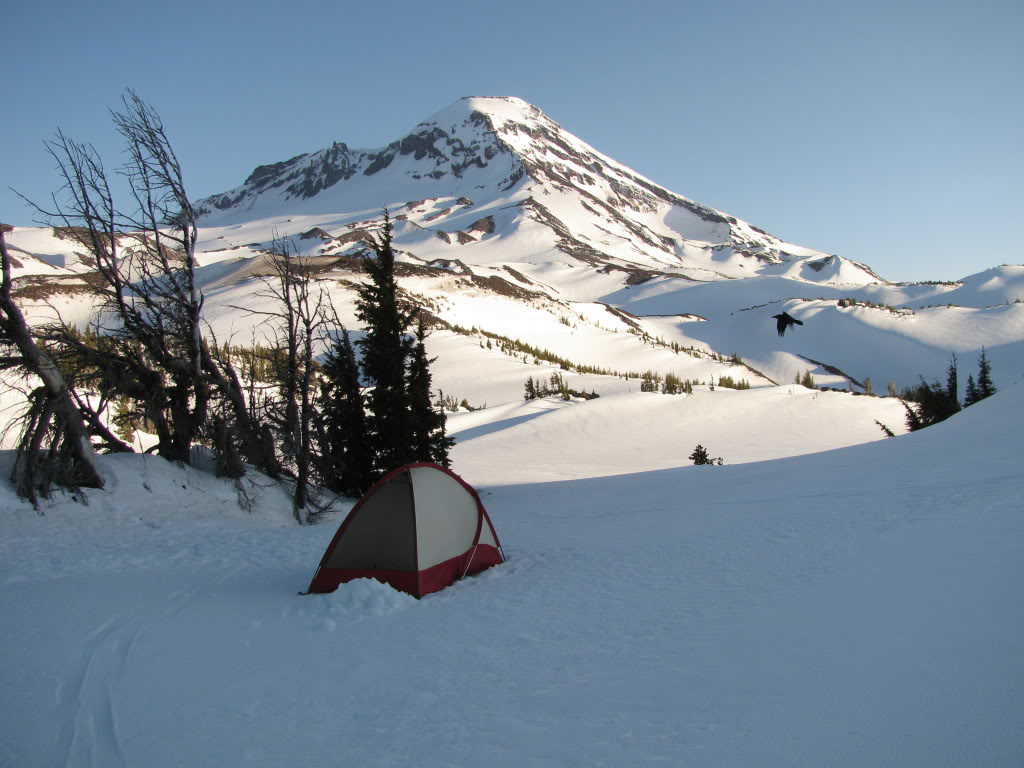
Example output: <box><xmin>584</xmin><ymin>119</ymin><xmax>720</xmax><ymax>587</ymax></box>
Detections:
<box><xmin>0</xmin><ymin>225</ymin><xmax>104</xmax><ymax>505</ymax></box>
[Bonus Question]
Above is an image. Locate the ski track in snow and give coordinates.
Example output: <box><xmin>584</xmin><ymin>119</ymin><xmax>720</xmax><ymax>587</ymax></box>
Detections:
<box><xmin>52</xmin><ymin>567</ymin><xmax>243</xmax><ymax>768</ymax></box>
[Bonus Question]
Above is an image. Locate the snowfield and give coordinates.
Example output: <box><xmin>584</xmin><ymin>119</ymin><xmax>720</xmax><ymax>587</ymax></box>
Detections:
<box><xmin>1</xmin><ymin>385</ymin><xmax>1021</xmax><ymax>767</ymax></box>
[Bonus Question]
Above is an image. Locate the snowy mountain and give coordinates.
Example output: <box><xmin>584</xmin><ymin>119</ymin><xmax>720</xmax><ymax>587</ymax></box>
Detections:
<box><xmin>3</xmin><ymin>96</ymin><xmax>1022</xmax><ymax>449</ymax></box>
<box><xmin>194</xmin><ymin>96</ymin><xmax>883</xmax><ymax>289</ymax></box>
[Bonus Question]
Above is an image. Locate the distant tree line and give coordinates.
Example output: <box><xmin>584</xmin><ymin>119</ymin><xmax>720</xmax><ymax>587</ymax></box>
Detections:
<box><xmin>0</xmin><ymin>93</ymin><xmax>450</xmax><ymax>516</ymax></box>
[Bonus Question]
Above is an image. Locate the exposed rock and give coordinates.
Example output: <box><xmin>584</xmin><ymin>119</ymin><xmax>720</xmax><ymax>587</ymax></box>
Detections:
<box><xmin>246</xmin><ymin>154</ymin><xmax>307</xmax><ymax>187</ymax></box>
<box><xmin>625</xmin><ymin>270</ymin><xmax>658</xmax><ymax>286</ymax></box>
<box><xmin>501</xmin><ymin>266</ymin><xmax>538</xmax><ymax>287</ymax></box>
<box><xmin>424</xmin><ymin>208</ymin><xmax>452</xmax><ymax>222</ymax></box>
<box><xmin>333</xmin><ymin>229</ymin><xmax>375</xmax><ymax>247</ymax></box>
<box><xmin>364</xmin><ymin>148</ymin><xmax>397</xmax><ymax>176</ymax></box>
<box><xmin>394</xmin><ymin>262</ymin><xmax>447</xmax><ymax>278</ymax></box>
<box><xmin>427</xmin><ymin>259</ymin><xmax>469</xmax><ymax>274</ymax></box>
<box><xmin>467</xmin><ymin>216</ymin><xmax>495</xmax><ymax>235</ymax></box>
<box><xmin>398</xmin><ymin>128</ymin><xmax>447</xmax><ymax>162</ymax></box>
<box><xmin>468</xmin><ymin>274</ymin><xmax>546</xmax><ymax>301</ymax></box>
<box><xmin>299</xmin><ymin>227</ymin><xmax>332</xmax><ymax>241</ymax></box>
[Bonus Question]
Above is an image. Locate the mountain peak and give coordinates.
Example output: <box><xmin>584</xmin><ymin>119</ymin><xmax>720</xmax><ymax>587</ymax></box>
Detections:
<box><xmin>420</xmin><ymin>96</ymin><xmax>542</xmax><ymax>129</ymax></box>
<box><xmin>193</xmin><ymin>96</ymin><xmax>882</xmax><ymax>287</ymax></box>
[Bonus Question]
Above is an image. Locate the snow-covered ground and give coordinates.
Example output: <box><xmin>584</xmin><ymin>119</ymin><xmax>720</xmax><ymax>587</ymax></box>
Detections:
<box><xmin>2</xmin><ymin>384</ymin><xmax>1021</xmax><ymax>767</ymax></box>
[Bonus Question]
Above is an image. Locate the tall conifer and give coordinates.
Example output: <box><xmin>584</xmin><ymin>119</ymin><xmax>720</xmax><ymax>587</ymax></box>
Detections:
<box><xmin>945</xmin><ymin>353</ymin><xmax>959</xmax><ymax>401</ymax></box>
<box><xmin>964</xmin><ymin>373</ymin><xmax>980</xmax><ymax>406</ymax></box>
<box><xmin>407</xmin><ymin>316</ymin><xmax>454</xmax><ymax>466</ymax></box>
<box><xmin>944</xmin><ymin>353</ymin><xmax>961</xmax><ymax>416</ymax></box>
<box><xmin>976</xmin><ymin>348</ymin><xmax>996</xmax><ymax>400</ymax></box>
<box><xmin>315</xmin><ymin>327</ymin><xmax>372</xmax><ymax>496</ymax></box>
<box><xmin>355</xmin><ymin>213</ymin><xmax>416</xmax><ymax>477</ymax></box>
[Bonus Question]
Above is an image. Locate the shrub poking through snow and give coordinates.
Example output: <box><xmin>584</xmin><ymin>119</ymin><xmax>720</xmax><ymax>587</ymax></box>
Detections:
<box><xmin>690</xmin><ymin>444</ymin><xmax>724</xmax><ymax>466</ymax></box>
<box><xmin>524</xmin><ymin>373</ymin><xmax>599</xmax><ymax>401</ymax></box>
<box><xmin>717</xmin><ymin>375</ymin><xmax>750</xmax><ymax>390</ymax></box>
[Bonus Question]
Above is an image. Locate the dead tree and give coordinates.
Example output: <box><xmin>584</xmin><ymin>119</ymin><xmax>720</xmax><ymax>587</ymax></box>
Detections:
<box><xmin>232</xmin><ymin>235</ymin><xmax>325</xmax><ymax>520</ymax></box>
<box><xmin>30</xmin><ymin>91</ymin><xmax>279</xmax><ymax>477</ymax></box>
<box><xmin>0</xmin><ymin>224</ymin><xmax>104</xmax><ymax>505</ymax></box>
<box><xmin>31</xmin><ymin>101</ymin><xmax>208</xmax><ymax>464</ymax></box>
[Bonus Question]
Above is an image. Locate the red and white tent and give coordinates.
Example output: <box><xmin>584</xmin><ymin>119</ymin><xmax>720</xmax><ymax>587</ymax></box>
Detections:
<box><xmin>306</xmin><ymin>463</ymin><xmax>504</xmax><ymax>598</ymax></box>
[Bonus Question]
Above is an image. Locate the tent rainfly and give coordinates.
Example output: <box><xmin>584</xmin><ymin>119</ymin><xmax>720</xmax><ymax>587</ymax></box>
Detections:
<box><xmin>306</xmin><ymin>463</ymin><xmax>504</xmax><ymax>598</ymax></box>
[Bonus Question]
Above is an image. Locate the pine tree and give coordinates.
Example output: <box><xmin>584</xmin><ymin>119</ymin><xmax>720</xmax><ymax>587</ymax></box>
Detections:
<box><xmin>902</xmin><ymin>399</ymin><xmax>925</xmax><ymax>432</ymax></box>
<box><xmin>964</xmin><ymin>373</ymin><xmax>980</xmax><ymax>406</ymax></box>
<box><xmin>976</xmin><ymin>348</ymin><xmax>996</xmax><ymax>400</ymax></box>
<box><xmin>407</xmin><ymin>315</ymin><xmax>453</xmax><ymax>467</ymax></box>
<box><xmin>689</xmin><ymin>444</ymin><xmax>723</xmax><ymax>465</ymax></box>
<box><xmin>944</xmin><ymin>353</ymin><xmax>961</xmax><ymax>416</ymax></box>
<box><xmin>355</xmin><ymin>213</ymin><xmax>417</xmax><ymax>478</ymax></box>
<box><xmin>314</xmin><ymin>327</ymin><xmax>373</xmax><ymax>497</ymax></box>
<box><xmin>524</xmin><ymin>376</ymin><xmax>538</xmax><ymax>400</ymax></box>
<box><xmin>945</xmin><ymin>353</ymin><xmax>958</xmax><ymax>399</ymax></box>
<box><xmin>901</xmin><ymin>376</ymin><xmax>960</xmax><ymax>431</ymax></box>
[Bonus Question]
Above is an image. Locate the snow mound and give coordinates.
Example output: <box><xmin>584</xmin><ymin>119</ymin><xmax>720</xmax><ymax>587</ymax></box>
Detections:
<box><xmin>307</xmin><ymin>578</ymin><xmax>417</xmax><ymax>626</ymax></box>
<box><xmin>0</xmin><ymin>451</ymin><xmax>302</xmax><ymax>531</ymax></box>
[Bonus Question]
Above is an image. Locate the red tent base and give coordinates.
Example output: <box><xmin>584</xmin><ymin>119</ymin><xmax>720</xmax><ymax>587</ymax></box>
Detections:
<box><xmin>308</xmin><ymin>543</ymin><xmax>503</xmax><ymax>598</ymax></box>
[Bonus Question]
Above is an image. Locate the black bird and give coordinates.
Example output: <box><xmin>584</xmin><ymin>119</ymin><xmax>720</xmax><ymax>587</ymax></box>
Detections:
<box><xmin>772</xmin><ymin>311</ymin><xmax>803</xmax><ymax>337</ymax></box>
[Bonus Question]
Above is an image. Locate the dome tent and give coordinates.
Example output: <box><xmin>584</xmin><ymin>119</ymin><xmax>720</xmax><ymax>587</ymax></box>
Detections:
<box><xmin>307</xmin><ymin>463</ymin><xmax>503</xmax><ymax>598</ymax></box>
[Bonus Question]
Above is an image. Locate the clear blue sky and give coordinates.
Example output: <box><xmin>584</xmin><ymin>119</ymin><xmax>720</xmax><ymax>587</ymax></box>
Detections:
<box><xmin>4</xmin><ymin>0</ymin><xmax>1021</xmax><ymax>282</ymax></box>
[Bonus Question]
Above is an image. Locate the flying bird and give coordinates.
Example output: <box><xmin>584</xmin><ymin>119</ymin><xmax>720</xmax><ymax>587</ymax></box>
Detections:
<box><xmin>772</xmin><ymin>311</ymin><xmax>803</xmax><ymax>337</ymax></box>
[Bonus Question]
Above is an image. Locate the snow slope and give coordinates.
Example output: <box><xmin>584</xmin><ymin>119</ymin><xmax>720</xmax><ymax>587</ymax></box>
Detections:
<box><xmin>1</xmin><ymin>385</ymin><xmax>1021</xmax><ymax>767</ymax></box>
<box><xmin>448</xmin><ymin>386</ymin><xmax>907</xmax><ymax>483</ymax></box>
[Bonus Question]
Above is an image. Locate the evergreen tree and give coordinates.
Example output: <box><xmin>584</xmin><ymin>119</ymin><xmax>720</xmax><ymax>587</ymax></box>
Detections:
<box><xmin>407</xmin><ymin>315</ymin><xmax>453</xmax><ymax>467</ymax></box>
<box><xmin>355</xmin><ymin>213</ymin><xmax>417</xmax><ymax>478</ymax></box>
<box><xmin>689</xmin><ymin>444</ymin><xmax>723</xmax><ymax>465</ymax></box>
<box><xmin>976</xmin><ymin>347</ymin><xmax>996</xmax><ymax>400</ymax></box>
<box><xmin>524</xmin><ymin>376</ymin><xmax>538</xmax><ymax>400</ymax></box>
<box><xmin>901</xmin><ymin>376</ymin><xmax>960</xmax><ymax>431</ymax></box>
<box><xmin>314</xmin><ymin>327</ymin><xmax>373</xmax><ymax>497</ymax></box>
<box><xmin>901</xmin><ymin>399</ymin><xmax>924</xmax><ymax>432</ymax></box>
<box><xmin>964</xmin><ymin>373</ymin><xmax>980</xmax><ymax>406</ymax></box>
<box><xmin>945</xmin><ymin>353</ymin><xmax>960</xmax><ymax>406</ymax></box>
